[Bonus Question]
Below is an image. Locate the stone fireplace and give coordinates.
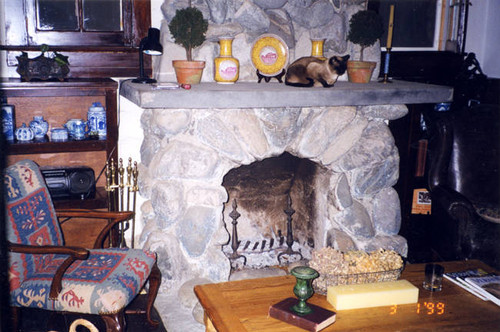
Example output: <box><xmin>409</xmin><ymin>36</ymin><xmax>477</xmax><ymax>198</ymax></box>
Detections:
<box><xmin>138</xmin><ymin>102</ymin><xmax>411</xmax><ymax>289</ymax></box>
<box><xmin>118</xmin><ymin>0</ymin><xmax>453</xmax><ymax>329</ymax></box>
<box><xmin>121</xmin><ymin>80</ymin><xmax>452</xmax><ymax>329</ymax></box>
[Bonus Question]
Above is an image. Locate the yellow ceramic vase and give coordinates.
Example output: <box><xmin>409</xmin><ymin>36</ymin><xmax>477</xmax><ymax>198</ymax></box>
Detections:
<box><xmin>214</xmin><ymin>38</ymin><xmax>239</xmax><ymax>84</ymax></box>
<box><xmin>311</xmin><ymin>38</ymin><xmax>326</xmax><ymax>60</ymax></box>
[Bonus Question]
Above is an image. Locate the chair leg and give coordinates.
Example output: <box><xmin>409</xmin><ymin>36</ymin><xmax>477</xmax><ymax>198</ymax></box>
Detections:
<box><xmin>101</xmin><ymin>311</ymin><xmax>126</xmax><ymax>332</ymax></box>
<box><xmin>11</xmin><ymin>306</ymin><xmax>20</xmax><ymax>332</ymax></box>
<box><xmin>145</xmin><ymin>261</ymin><xmax>162</xmax><ymax>327</ymax></box>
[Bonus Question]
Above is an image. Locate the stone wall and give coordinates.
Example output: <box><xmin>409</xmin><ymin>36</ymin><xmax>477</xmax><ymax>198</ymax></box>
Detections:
<box><xmin>139</xmin><ymin>104</ymin><xmax>408</xmax><ymax>293</ymax></box>
<box><xmin>156</xmin><ymin>0</ymin><xmax>381</xmax><ymax>82</ymax></box>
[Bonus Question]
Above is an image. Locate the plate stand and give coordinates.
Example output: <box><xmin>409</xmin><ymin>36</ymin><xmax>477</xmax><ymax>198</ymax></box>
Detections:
<box><xmin>257</xmin><ymin>69</ymin><xmax>285</xmax><ymax>83</ymax></box>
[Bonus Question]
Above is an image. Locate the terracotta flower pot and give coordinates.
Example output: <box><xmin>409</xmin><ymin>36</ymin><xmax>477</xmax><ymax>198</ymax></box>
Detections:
<box><xmin>347</xmin><ymin>60</ymin><xmax>376</xmax><ymax>83</ymax></box>
<box><xmin>172</xmin><ymin>60</ymin><xmax>205</xmax><ymax>84</ymax></box>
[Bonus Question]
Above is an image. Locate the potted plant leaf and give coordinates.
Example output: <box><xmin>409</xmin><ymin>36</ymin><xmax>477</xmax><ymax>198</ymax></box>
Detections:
<box><xmin>346</xmin><ymin>10</ymin><xmax>383</xmax><ymax>83</ymax></box>
<box><xmin>169</xmin><ymin>6</ymin><xmax>209</xmax><ymax>84</ymax></box>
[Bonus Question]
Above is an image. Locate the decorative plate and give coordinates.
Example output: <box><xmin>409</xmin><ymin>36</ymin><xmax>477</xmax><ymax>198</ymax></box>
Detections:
<box><xmin>251</xmin><ymin>34</ymin><xmax>289</xmax><ymax>77</ymax></box>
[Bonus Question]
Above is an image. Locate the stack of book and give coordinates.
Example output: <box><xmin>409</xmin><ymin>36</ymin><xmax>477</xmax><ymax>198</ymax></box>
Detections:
<box><xmin>444</xmin><ymin>268</ymin><xmax>500</xmax><ymax>306</ymax></box>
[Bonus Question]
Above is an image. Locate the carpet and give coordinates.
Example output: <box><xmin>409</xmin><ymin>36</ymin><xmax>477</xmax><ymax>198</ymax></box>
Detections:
<box><xmin>19</xmin><ymin>295</ymin><xmax>167</xmax><ymax>332</ymax></box>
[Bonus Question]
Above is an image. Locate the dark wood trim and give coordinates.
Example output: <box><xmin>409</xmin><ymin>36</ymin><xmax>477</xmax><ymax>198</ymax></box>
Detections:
<box><xmin>2</xmin><ymin>0</ymin><xmax>152</xmax><ymax>78</ymax></box>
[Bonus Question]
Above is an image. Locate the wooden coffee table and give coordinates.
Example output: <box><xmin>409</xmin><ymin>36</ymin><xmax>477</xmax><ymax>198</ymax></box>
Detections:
<box><xmin>194</xmin><ymin>260</ymin><xmax>500</xmax><ymax>331</ymax></box>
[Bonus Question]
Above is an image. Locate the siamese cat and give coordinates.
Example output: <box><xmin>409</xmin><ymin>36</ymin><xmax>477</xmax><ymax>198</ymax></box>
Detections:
<box><xmin>285</xmin><ymin>55</ymin><xmax>350</xmax><ymax>87</ymax></box>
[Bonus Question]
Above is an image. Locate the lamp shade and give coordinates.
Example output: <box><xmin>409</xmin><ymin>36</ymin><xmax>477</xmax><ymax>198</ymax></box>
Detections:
<box><xmin>143</xmin><ymin>28</ymin><xmax>163</xmax><ymax>55</ymax></box>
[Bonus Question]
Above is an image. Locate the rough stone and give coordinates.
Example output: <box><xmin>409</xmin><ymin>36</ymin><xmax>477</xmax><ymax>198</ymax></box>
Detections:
<box><xmin>253</xmin><ymin>0</ymin><xmax>288</xmax><ymax>10</ymax></box>
<box><xmin>372</xmin><ymin>187</ymin><xmax>402</xmax><ymax>235</ymax></box>
<box><xmin>222</xmin><ymin>109</ymin><xmax>270</xmax><ymax>159</ymax></box>
<box><xmin>335</xmin><ymin>121</ymin><xmax>395</xmax><ymax>172</ymax></box>
<box><xmin>351</xmin><ymin>155</ymin><xmax>399</xmax><ymax>197</ymax></box>
<box><xmin>296</xmin><ymin>106</ymin><xmax>356</xmax><ymax>159</ymax></box>
<box><xmin>206</xmin><ymin>22</ymin><xmax>244</xmax><ymax>40</ymax></box>
<box><xmin>362</xmin><ymin>234</ymin><xmax>409</xmax><ymax>257</ymax></box>
<box><xmin>312</xmin><ymin>12</ymin><xmax>348</xmax><ymax>54</ymax></box>
<box><xmin>234</xmin><ymin>1</ymin><xmax>270</xmax><ymax>33</ymax></box>
<box><xmin>284</xmin><ymin>0</ymin><xmax>335</xmax><ymax>29</ymax></box>
<box><xmin>178</xmin><ymin>277</ymin><xmax>213</xmax><ymax>308</ymax></box>
<box><xmin>255</xmin><ymin>107</ymin><xmax>302</xmax><ymax>153</ymax></box>
<box><xmin>320</xmin><ymin>114</ymin><xmax>368</xmax><ymax>165</ymax></box>
<box><xmin>143</xmin><ymin>232</ymin><xmax>191</xmax><ymax>288</ymax></box>
<box><xmin>192</xmin><ymin>302</ymin><xmax>205</xmax><ymax>325</ymax></box>
<box><xmin>359</xmin><ymin>104</ymin><xmax>409</xmax><ymax>120</ymax></box>
<box><xmin>335</xmin><ymin>200</ymin><xmax>374</xmax><ymax>239</ymax></box>
<box><xmin>266</xmin><ymin>9</ymin><xmax>295</xmax><ymax>49</ymax></box>
<box><xmin>205</xmin><ymin>0</ymin><xmax>229</xmax><ymax>24</ymax></box>
<box><xmin>153</xmin><ymin>109</ymin><xmax>191</xmax><ymax>137</ymax></box>
<box><xmin>332</xmin><ymin>174</ymin><xmax>353</xmax><ymax>210</ymax></box>
<box><xmin>152</xmin><ymin>140</ymin><xmax>220</xmax><ymax>180</ymax></box>
<box><xmin>186</xmin><ymin>185</ymin><xmax>228</xmax><ymax>207</ymax></box>
<box><xmin>151</xmin><ymin>181</ymin><xmax>185</xmax><ymax>228</ymax></box>
<box><xmin>196</xmin><ymin>113</ymin><xmax>249</xmax><ymax>163</ymax></box>
<box><xmin>178</xmin><ymin>206</ymin><xmax>217</xmax><ymax>257</ymax></box>
<box><xmin>229</xmin><ymin>267</ymin><xmax>287</xmax><ymax>281</ymax></box>
<box><xmin>326</xmin><ymin>228</ymin><xmax>358</xmax><ymax>251</ymax></box>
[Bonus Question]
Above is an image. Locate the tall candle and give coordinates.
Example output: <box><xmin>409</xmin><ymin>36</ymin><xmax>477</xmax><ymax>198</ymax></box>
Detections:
<box><xmin>386</xmin><ymin>5</ymin><xmax>395</xmax><ymax>49</ymax></box>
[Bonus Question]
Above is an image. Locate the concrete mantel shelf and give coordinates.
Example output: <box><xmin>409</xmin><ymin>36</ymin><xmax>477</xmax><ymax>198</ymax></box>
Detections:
<box><xmin>120</xmin><ymin>80</ymin><xmax>453</xmax><ymax>109</ymax></box>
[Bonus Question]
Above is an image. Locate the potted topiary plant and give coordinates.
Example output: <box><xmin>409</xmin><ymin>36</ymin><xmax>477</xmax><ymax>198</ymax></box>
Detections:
<box><xmin>346</xmin><ymin>10</ymin><xmax>384</xmax><ymax>83</ymax></box>
<box><xmin>169</xmin><ymin>6</ymin><xmax>209</xmax><ymax>84</ymax></box>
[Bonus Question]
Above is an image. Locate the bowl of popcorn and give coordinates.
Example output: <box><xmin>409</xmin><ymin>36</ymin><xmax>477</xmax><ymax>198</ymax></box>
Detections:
<box><xmin>308</xmin><ymin>247</ymin><xmax>404</xmax><ymax>295</ymax></box>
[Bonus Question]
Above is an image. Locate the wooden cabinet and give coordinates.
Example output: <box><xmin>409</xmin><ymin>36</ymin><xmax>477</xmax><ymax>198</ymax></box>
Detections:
<box><xmin>1</xmin><ymin>78</ymin><xmax>118</xmax><ymax>210</ymax></box>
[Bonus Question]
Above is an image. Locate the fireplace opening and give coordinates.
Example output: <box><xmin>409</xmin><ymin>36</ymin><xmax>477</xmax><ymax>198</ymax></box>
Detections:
<box><xmin>221</xmin><ymin>152</ymin><xmax>331</xmax><ymax>268</ymax></box>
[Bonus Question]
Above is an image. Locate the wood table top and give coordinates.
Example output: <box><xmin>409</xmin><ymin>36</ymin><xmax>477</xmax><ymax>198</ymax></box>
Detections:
<box><xmin>194</xmin><ymin>260</ymin><xmax>500</xmax><ymax>332</ymax></box>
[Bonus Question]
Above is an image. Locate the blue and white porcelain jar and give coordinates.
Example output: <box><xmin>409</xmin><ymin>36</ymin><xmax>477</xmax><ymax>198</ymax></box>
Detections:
<box><xmin>15</xmin><ymin>123</ymin><xmax>34</xmax><ymax>141</ymax></box>
<box><xmin>29</xmin><ymin>116</ymin><xmax>49</xmax><ymax>139</ymax></box>
<box><xmin>1</xmin><ymin>104</ymin><xmax>15</xmax><ymax>141</ymax></box>
<box><xmin>87</xmin><ymin>102</ymin><xmax>107</xmax><ymax>138</ymax></box>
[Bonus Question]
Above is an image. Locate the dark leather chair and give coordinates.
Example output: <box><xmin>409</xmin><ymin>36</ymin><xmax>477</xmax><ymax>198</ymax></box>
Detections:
<box><xmin>427</xmin><ymin>103</ymin><xmax>500</xmax><ymax>269</ymax></box>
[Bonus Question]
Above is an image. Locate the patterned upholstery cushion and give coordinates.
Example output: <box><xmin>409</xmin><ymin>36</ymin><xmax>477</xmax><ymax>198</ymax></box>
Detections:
<box><xmin>11</xmin><ymin>248</ymin><xmax>157</xmax><ymax>314</ymax></box>
<box><xmin>5</xmin><ymin>160</ymin><xmax>63</xmax><ymax>292</ymax></box>
<box><xmin>4</xmin><ymin>160</ymin><xmax>158</xmax><ymax>315</ymax></box>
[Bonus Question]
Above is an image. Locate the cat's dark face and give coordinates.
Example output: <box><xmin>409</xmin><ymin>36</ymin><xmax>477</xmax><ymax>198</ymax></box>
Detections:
<box><xmin>329</xmin><ymin>55</ymin><xmax>350</xmax><ymax>75</ymax></box>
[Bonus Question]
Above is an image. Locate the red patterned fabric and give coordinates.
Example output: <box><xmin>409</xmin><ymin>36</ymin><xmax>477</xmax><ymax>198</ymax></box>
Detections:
<box><xmin>4</xmin><ymin>160</ymin><xmax>158</xmax><ymax>314</ymax></box>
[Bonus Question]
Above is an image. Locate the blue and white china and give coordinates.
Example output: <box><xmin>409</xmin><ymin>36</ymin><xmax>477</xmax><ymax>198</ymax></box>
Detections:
<box><xmin>1</xmin><ymin>104</ymin><xmax>15</xmax><ymax>141</ymax></box>
<box><xmin>50</xmin><ymin>127</ymin><xmax>69</xmax><ymax>141</ymax></box>
<box><xmin>87</xmin><ymin>102</ymin><xmax>107</xmax><ymax>138</ymax></box>
<box><xmin>434</xmin><ymin>102</ymin><xmax>451</xmax><ymax>112</ymax></box>
<box><xmin>15</xmin><ymin>123</ymin><xmax>34</xmax><ymax>141</ymax></box>
<box><xmin>29</xmin><ymin>115</ymin><xmax>49</xmax><ymax>139</ymax></box>
<box><xmin>64</xmin><ymin>118</ymin><xmax>89</xmax><ymax>140</ymax></box>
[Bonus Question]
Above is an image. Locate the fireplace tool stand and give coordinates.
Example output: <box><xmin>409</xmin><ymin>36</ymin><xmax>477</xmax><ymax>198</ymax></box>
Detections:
<box><xmin>278</xmin><ymin>193</ymin><xmax>303</xmax><ymax>265</ymax></box>
<box><xmin>105</xmin><ymin>158</ymin><xmax>139</xmax><ymax>248</ymax></box>
<box><xmin>227</xmin><ymin>199</ymin><xmax>247</xmax><ymax>268</ymax></box>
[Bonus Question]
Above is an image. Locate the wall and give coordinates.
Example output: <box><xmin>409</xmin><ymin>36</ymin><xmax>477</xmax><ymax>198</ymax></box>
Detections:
<box><xmin>465</xmin><ymin>0</ymin><xmax>500</xmax><ymax>78</ymax></box>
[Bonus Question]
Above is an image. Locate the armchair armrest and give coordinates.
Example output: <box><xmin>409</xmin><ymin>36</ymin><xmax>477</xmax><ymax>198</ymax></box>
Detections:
<box><xmin>8</xmin><ymin>243</ymin><xmax>90</xmax><ymax>299</ymax></box>
<box><xmin>431</xmin><ymin>185</ymin><xmax>476</xmax><ymax>222</ymax></box>
<box><xmin>56</xmin><ymin>209</ymin><xmax>134</xmax><ymax>249</ymax></box>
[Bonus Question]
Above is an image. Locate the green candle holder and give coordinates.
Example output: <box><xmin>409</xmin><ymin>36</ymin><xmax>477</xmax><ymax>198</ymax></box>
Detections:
<box><xmin>290</xmin><ymin>266</ymin><xmax>319</xmax><ymax>315</ymax></box>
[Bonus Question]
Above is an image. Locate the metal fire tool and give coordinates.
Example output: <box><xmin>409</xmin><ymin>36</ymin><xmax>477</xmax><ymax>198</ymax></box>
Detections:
<box><xmin>105</xmin><ymin>158</ymin><xmax>138</xmax><ymax>248</ymax></box>
<box><xmin>277</xmin><ymin>193</ymin><xmax>303</xmax><ymax>265</ymax></box>
<box><xmin>227</xmin><ymin>199</ymin><xmax>247</xmax><ymax>268</ymax></box>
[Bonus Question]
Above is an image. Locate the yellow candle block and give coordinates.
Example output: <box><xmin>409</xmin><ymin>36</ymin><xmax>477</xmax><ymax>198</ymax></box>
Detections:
<box><xmin>327</xmin><ymin>280</ymin><xmax>419</xmax><ymax>310</ymax></box>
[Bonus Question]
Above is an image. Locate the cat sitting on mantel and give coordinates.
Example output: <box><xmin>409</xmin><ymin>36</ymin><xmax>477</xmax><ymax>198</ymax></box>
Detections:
<box><xmin>285</xmin><ymin>55</ymin><xmax>350</xmax><ymax>88</ymax></box>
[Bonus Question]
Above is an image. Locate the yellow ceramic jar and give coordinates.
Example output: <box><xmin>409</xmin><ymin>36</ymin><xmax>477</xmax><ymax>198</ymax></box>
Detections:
<box><xmin>311</xmin><ymin>38</ymin><xmax>326</xmax><ymax>60</ymax></box>
<box><xmin>214</xmin><ymin>38</ymin><xmax>239</xmax><ymax>84</ymax></box>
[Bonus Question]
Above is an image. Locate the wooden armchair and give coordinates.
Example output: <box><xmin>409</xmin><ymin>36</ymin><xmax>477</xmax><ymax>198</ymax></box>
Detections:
<box><xmin>4</xmin><ymin>159</ymin><xmax>161</xmax><ymax>332</ymax></box>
